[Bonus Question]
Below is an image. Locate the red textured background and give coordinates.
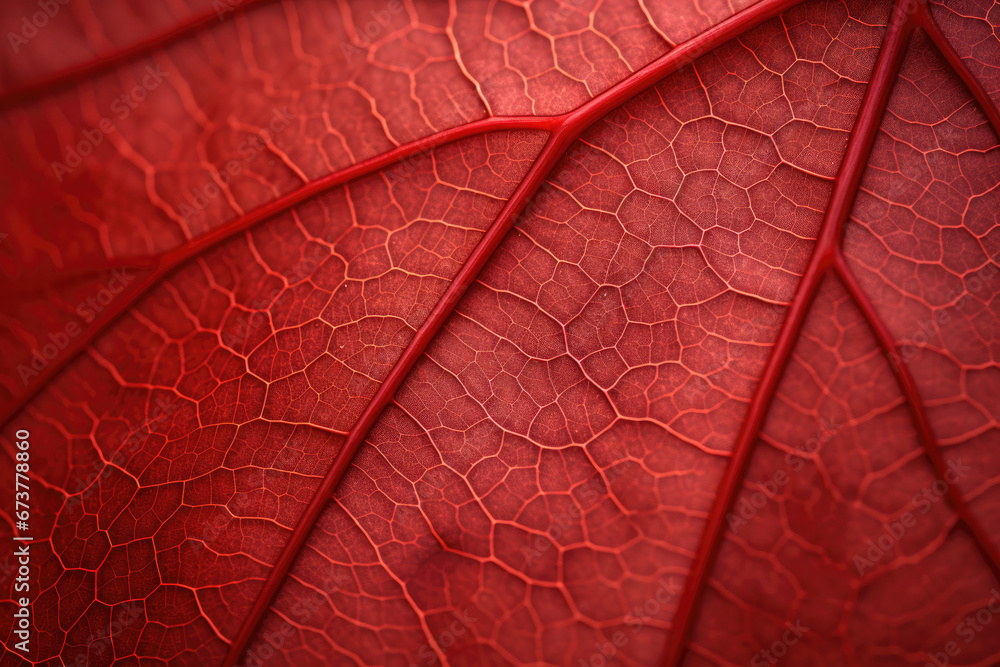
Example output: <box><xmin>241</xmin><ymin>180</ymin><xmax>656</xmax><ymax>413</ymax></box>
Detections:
<box><xmin>1</xmin><ymin>0</ymin><xmax>998</xmax><ymax>665</ymax></box>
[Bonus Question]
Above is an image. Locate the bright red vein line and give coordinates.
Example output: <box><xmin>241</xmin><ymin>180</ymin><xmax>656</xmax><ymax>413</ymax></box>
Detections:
<box><xmin>661</xmin><ymin>0</ymin><xmax>916</xmax><ymax>663</ymax></box>
<box><xmin>834</xmin><ymin>250</ymin><xmax>1000</xmax><ymax>581</ymax></box>
<box><xmin>5</xmin><ymin>0</ymin><xmax>993</xmax><ymax>663</ymax></box>
<box><xmin>1</xmin><ymin>0</ymin><xmax>799</xmax><ymax>430</ymax></box>
<box><xmin>0</xmin><ymin>115</ymin><xmax>555</xmax><ymax>427</ymax></box>
<box><xmin>916</xmin><ymin>4</ymin><xmax>1000</xmax><ymax>137</ymax></box>
<box><xmin>835</xmin><ymin>0</ymin><xmax>1000</xmax><ymax>584</ymax></box>
<box><xmin>221</xmin><ymin>0</ymin><xmax>805</xmax><ymax>663</ymax></box>
<box><xmin>2</xmin><ymin>0</ymin><xmax>993</xmax><ymax>663</ymax></box>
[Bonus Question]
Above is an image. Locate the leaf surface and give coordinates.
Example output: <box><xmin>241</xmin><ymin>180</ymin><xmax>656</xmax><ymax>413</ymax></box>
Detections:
<box><xmin>1</xmin><ymin>0</ymin><xmax>998</xmax><ymax>665</ymax></box>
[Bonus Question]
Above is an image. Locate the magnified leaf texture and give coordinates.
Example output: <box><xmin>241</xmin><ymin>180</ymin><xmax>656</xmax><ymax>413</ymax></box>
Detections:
<box><xmin>1</xmin><ymin>0</ymin><xmax>999</xmax><ymax>665</ymax></box>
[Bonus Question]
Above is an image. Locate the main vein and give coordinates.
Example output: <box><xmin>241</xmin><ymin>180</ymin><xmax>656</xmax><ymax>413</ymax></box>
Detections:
<box><xmin>661</xmin><ymin>1</ymin><xmax>1000</xmax><ymax>664</ymax></box>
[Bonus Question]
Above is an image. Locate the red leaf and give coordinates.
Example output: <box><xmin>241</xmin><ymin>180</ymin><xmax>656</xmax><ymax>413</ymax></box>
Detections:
<box><xmin>1</xmin><ymin>0</ymin><xmax>999</xmax><ymax>665</ymax></box>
